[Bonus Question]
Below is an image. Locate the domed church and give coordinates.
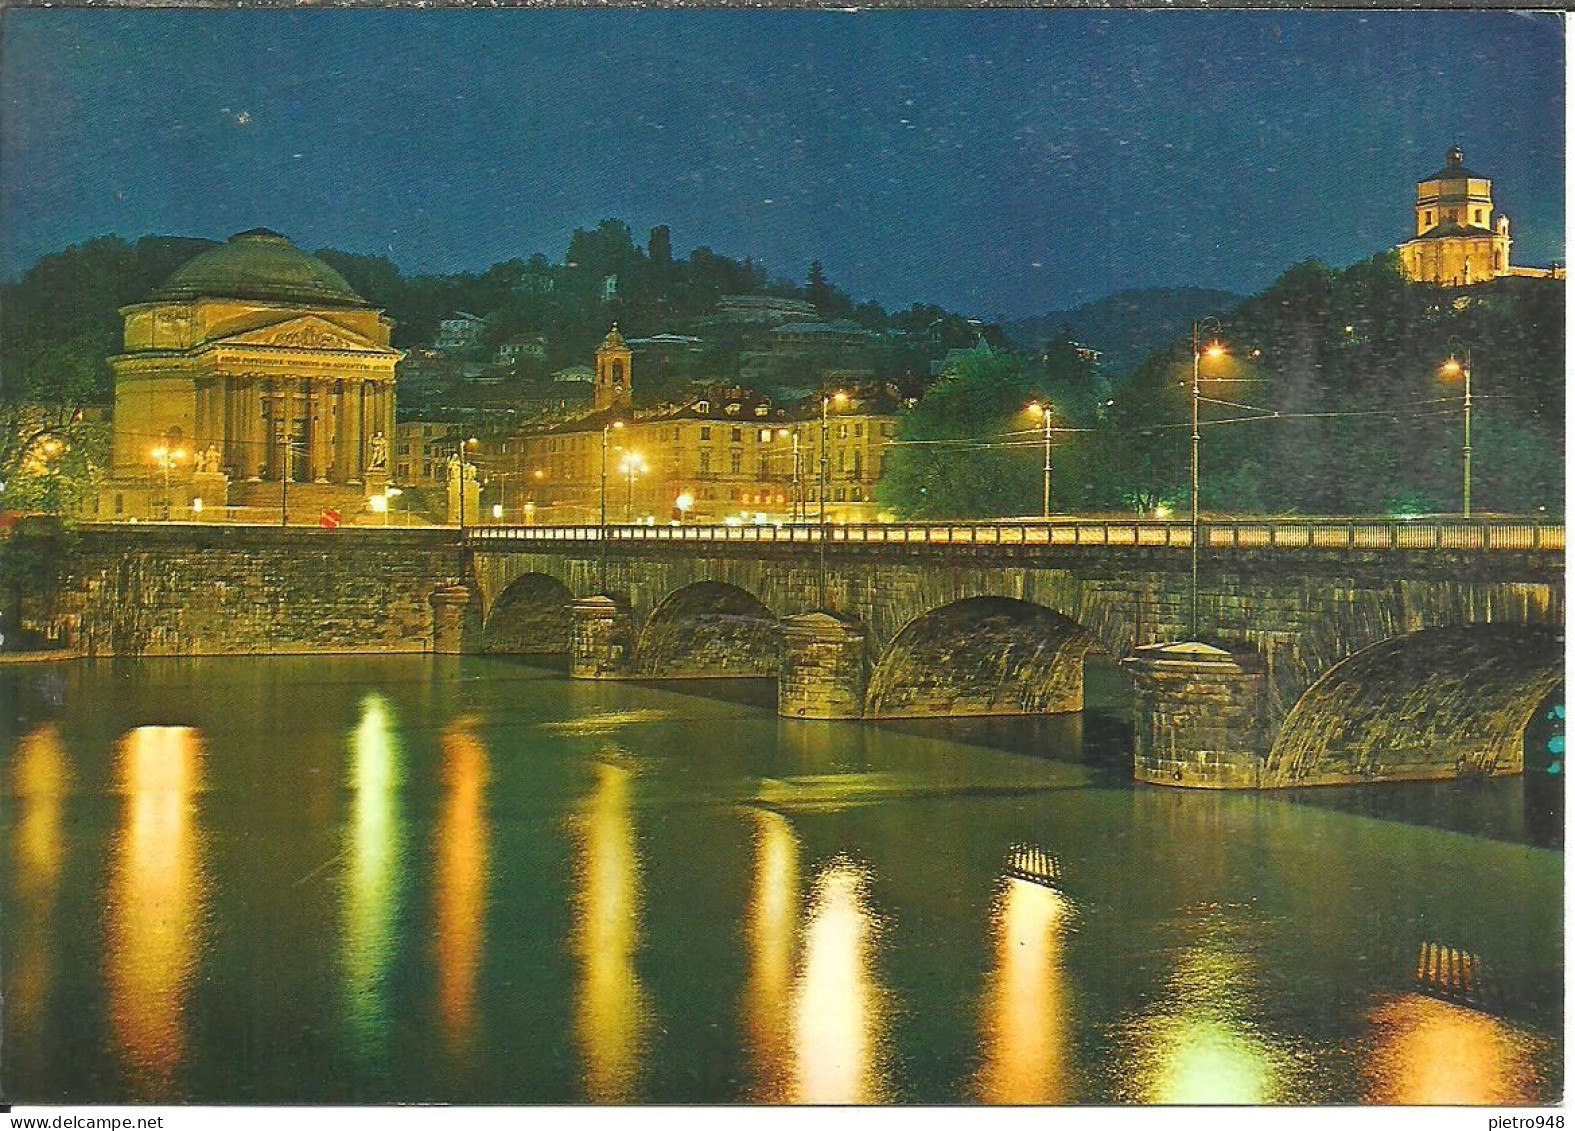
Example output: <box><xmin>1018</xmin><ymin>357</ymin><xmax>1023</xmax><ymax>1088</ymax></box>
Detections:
<box><xmin>100</xmin><ymin>228</ymin><xmax>403</xmax><ymax>521</ymax></box>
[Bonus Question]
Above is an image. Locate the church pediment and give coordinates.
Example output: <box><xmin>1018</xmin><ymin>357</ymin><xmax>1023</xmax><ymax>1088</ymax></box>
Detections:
<box><xmin>207</xmin><ymin>315</ymin><xmax>396</xmax><ymax>354</ymax></box>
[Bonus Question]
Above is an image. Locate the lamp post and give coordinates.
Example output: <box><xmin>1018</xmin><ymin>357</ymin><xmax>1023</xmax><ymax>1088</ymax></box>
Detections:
<box><xmin>791</xmin><ymin>431</ymin><xmax>803</xmax><ymax>521</ymax></box>
<box><xmin>619</xmin><ymin>451</ymin><xmax>645</xmax><ymax>523</ymax></box>
<box><xmin>149</xmin><ymin>442</ymin><xmax>187</xmax><ymax>521</ymax></box>
<box><xmin>1026</xmin><ymin>401</ymin><xmax>1054</xmax><ymax>518</ymax></box>
<box><xmin>453</xmin><ymin>436</ymin><xmax>478</xmax><ymax>528</ymax></box>
<box><xmin>600</xmin><ymin>419</ymin><xmax>624</xmax><ymax>589</ymax></box>
<box><xmin>1190</xmin><ymin>318</ymin><xmax>1226</xmax><ymax>639</ymax></box>
<box><xmin>819</xmin><ymin>390</ymin><xmax>848</xmax><ymax>606</ymax></box>
<box><xmin>1440</xmin><ymin>343</ymin><xmax>1473</xmax><ymax>518</ymax></box>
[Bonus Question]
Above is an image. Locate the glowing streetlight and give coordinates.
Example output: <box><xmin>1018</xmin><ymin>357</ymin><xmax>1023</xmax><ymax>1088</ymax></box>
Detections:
<box><xmin>1190</xmin><ymin>318</ymin><xmax>1227</xmax><ymax>638</ymax></box>
<box><xmin>1026</xmin><ymin>401</ymin><xmax>1055</xmax><ymax>519</ymax></box>
<box><xmin>675</xmin><ymin>492</ymin><xmax>694</xmax><ymax>523</ymax></box>
<box><xmin>149</xmin><ymin>443</ymin><xmax>187</xmax><ymax>520</ymax></box>
<box><xmin>599</xmin><ymin>419</ymin><xmax>625</xmax><ymax>589</ymax></box>
<box><xmin>619</xmin><ymin>451</ymin><xmax>646</xmax><ymax>523</ymax></box>
<box><xmin>1440</xmin><ymin>343</ymin><xmax>1474</xmax><ymax>518</ymax></box>
<box><xmin>819</xmin><ymin>391</ymin><xmax>849</xmax><ymax>606</ymax></box>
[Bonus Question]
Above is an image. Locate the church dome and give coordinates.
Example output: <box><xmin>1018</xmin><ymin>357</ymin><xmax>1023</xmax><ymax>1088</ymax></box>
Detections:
<box><xmin>150</xmin><ymin>228</ymin><xmax>369</xmax><ymax>307</ymax></box>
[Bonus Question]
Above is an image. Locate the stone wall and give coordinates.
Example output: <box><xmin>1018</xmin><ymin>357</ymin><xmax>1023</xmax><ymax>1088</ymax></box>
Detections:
<box><xmin>35</xmin><ymin>524</ymin><xmax>466</xmax><ymax>656</ymax></box>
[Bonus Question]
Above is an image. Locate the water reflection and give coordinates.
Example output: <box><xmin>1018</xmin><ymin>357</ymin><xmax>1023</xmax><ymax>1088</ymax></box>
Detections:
<box><xmin>1365</xmin><ymin>994</ymin><xmax>1545</xmax><ymax>1104</ymax></box>
<box><xmin>11</xmin><ymin>725</ymin><xmax>71</xmax><ymax>1033</ymax></box>
<box><xmin>977</xmin><ymin>877</ymin><xmax>1070</xmax><ymax>1103</ymax></box>
<box><xmin>571</xmin><ymin>758</ymin><xmax>652</xmax><ymax>1102</ymax></box>
<box><xmin>343</xmin><ymin>694</ymin><xmax>405</xmax><ymax>1064</ymax></box>
<box><xmin>790</xmin><ymin>858</ymin><xmax>887</xmax><ymax>1104</ymax></box>
<box><xmin>743</xmin><ymin>809</ymin><xmax>800</xmax><ymax>1101</ymax></box>
<box><xmin>1122</xmin><ymin>926</ymin><xmax>1295</xmax><ymax>1104</ymax></box>
<box><xmin>105</xmin><ymin>725</ymin><xmax>206</xmax><ymax>1097</ymax></box>
<box><xmin>433</xmin><ymin>717</ymin><xmax>490</xmax><ymax>1056</ymax></box>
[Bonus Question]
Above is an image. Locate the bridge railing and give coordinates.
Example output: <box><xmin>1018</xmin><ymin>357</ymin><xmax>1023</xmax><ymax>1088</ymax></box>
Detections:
<box><xmin>467</xmin><ymin>516</ymin><xmax>1564</xmax><ymax>552</ymax></box>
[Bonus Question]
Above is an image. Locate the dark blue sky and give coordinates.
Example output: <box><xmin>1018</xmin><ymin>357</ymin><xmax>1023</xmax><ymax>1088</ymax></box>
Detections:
<box><xmin>1</xmin><ymin>9</ymin><xmax>1564</xmax><ymax>319</ymax></box>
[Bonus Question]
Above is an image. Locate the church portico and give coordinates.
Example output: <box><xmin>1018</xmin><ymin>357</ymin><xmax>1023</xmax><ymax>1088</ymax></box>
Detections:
<box><xmin>97</xmin><ymin>229</ymin><xmax>403</xmax><ymax>522</ymax></box>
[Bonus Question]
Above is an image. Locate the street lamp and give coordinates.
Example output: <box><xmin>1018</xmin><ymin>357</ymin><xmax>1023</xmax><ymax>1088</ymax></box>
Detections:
<box><xmin>149</xmin><ymin>443</ymin><xmax>187</xmax><ymax>520</ymax></box>
<box><xmin>675</xmin><ymin>492</ymin><xmax>694</xmax><ymax>523</ymax></box>
<box><xmin>1440</xmin><ymin>342</ymin><xmax>1473</xmax><ymax>518</ymax></box>
<box><xmin>1190</xmin><ymin>318</ymin><xmax>1227</xmax><ymax>638</ymax></box>
<box><xmin>619</xmin><ymin>451</ymin><xmax>646</xmax><ymax>522</ymax></box>
<box><xmin>450</xmin><ymin>441</ymin><xmax>478</xmax><ymax>532</ymax></box>
<box><xmin>819</xmin><ymin>390</ymin><xmax>849</xmax><ymax>606</ymax></box>
<box><xmin>1026</xmin><ymin>401</ymin><xmax>1055</xmax><ymax>519</ymax></box>
<box><xmin>600</xmin><ymin>419</ymin><xmax>624</xmax><ymax>589</ymax></box>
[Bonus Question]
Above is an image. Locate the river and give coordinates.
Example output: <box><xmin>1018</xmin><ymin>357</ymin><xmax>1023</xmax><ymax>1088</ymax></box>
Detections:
<box><xmin>1</xmin><ymin>656</ymin><xmax>1562</xmax><ymax>1104</ymax></box>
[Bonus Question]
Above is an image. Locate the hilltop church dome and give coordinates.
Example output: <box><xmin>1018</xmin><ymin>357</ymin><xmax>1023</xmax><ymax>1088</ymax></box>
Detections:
<box><xmin>150</xmin><ymin>228</ymin><xmax>369</xmax><ymax>307</ymax></box>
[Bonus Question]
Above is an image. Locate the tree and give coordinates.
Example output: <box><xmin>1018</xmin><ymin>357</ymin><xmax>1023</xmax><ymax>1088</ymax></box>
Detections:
<box><xmin>875</xmin><ymin>352</ymin><xmax>1046</xmax><ymax>519</ymax></box>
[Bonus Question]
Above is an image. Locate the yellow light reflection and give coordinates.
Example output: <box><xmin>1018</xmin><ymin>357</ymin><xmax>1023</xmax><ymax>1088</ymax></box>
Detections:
<box><xmin>433</xmin><ymin>716</ymin><xmax>490</xmax><ymax>1056</ymax></box>
<box><xmin>104</xmin><ymin>725</ymin><xmax>206</xmax><ymax>1097</ymax></box>
<box><xmin>977</xmin><ymin>877</ymin><xmax>1070</xmax><ymax>1103</ymax></box>
<box><xmin>1365</xmin><ymin>994</ymin><xmax>1544</xmax><ymax>1105</ymax></box>
<box><xmin>790</xmin><ymin>858</ymin><xmax>887</xmax><ymax>1104</ymax></box>
<box><xmin>343</xmin><ymin>693</ymin><xmax>404</xmax><ymax>1060</ymax></box>
<box><xmin>744</xmin><ymin>809</ymin><xmax>800</xmax><ymax>1101</ymax></box>
<box><xmin>572</xmin><ymin>760</ymin><xmax>651</xmax><ymax>1102</ymax></box>
<box><xmin>1125</xmin><ymin>935</ymin><xmax>1291</xmax><ymax>1104</ymax></box>
<box><xmin>11</xmin><ymin>725</ymin><xmax>72</xmax><ymax>1032</ymax></box>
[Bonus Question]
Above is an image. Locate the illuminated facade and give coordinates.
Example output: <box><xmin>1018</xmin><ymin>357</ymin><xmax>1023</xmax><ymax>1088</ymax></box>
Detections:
<box><xmin>97</xmin><ymin>229</ymin><xmax>402</xmax><ymax>521</ymax></box>
<box><xmin>477</xmin><ymin>328</ymin><xmax>901</xmax><ymax>524</ymax></box>
<box><xmin>1397</xmin><ymin>146</ymin><xmax>1564</xmax><ymax>286</ymax></box>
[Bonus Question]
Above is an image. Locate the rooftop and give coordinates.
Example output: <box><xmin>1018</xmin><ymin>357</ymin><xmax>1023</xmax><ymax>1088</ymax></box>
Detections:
<box><xmin>150</xmin><ymin>229</ymin><xmax>370</xmax><ymax>308</ymax></box>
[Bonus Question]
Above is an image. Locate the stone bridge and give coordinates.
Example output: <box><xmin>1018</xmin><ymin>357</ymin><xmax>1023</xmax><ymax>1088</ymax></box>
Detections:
<box><xmin>467</xmin><ymin>517</ymin><xmax>1564</xmax><ymax>790</ymax></box>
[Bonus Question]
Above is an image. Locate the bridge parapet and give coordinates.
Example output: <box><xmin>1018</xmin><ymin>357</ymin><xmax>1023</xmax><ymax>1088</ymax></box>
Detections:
<box><xmin>469</xmin><ymin>516</ymin><xmax>1564</xmax><ymax>554</ymax></box>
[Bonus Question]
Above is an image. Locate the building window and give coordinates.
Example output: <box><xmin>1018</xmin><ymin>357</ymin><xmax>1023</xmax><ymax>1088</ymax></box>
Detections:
<box><xmin>699</xmin><ymin>450</ymin><xmax>711</xmax><ymax>473</ymax></box>
<box><xmin>696</xmin><ymin>400</ymin><xmax>710</xmax><ymax>415</ymax></box>
<box><xmin>854</xmin><ymin>422</ymin><xmax>863</xmax><ymax>438</ymax></box>
<box><xmin>758</xmin><ymin>428</ymin><xmax>772</xmax><ymax>443</ymax></box>
<box><xmin>1425</xmin><ymin>210</ymin><xmax>1433</xmax><ymax>226</ymax></box>
<box><xmin>835</xmin><ymin>488</ymin><xmax>846</xmax><ymax>502</ymax></box>
<box><xmin>1475</xmin><ymin>209</ymin><xmax>1484</xmax><ymax>224</ymax></box>
<box><xmin>114</xmin><ymin>493</ymin><xmax>124</xmax><ymax>515</ymax></box>
<box><xmin>852</xmin><ymin>487</ymin><xmax>863</xmax><ymax>501</ymax></box>
<box><xmin>852</xmin><ymin>451</ymin><xmax>862</xmax><ymax>480</ymax></box>
<box><xmin>729</xmin><ymin>451</ymin><xmax>741</xmax><ymax>474</ymax></box>
<box><xmin>881</xmin><ymin>422</ymin><xmax>893</xmax><ymax>437</ymax></box>
<box><xmin>757</xmin><ymin>456</ymin><xmax>770</xmax><ymax>477</ymax></box>
<box><xmin>838</xmin><ymin>423</ymin><xmax>848</xmax><ymax>440</ymax></box>
<box><xmin>838</xmin><ymin>449</ymin><xmax>846</xmax><ymax>472</ymax></box>
<box><xmin>731</xmin><ymin>427</ymin><xmax>742</xmax><ymax>443</ymax></box>
<box><xmin>699</xmin><ymin>426</ymin><xmax>711</xmax><ymax>441</ymax></box>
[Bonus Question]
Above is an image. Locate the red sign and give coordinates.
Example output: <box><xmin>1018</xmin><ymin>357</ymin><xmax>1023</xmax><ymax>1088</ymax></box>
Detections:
<box><xmin>319</xmin><ymin>509</ymin><xmax>341</xmax><ymax>529</ymax></box>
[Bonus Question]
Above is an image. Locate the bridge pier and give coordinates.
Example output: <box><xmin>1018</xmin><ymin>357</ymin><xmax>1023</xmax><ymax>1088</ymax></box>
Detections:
<box><xmin>570</xmin><ymin>594</ymin><xmax>636</xmax><ymax>679</ymax></box>
<box><xmin>1124</xmin><ymin>642</ymin><xmax>1267</xmax><ymax>789</ymax></box>
<box><xmin>429</xmin><ymin>585</ymin><xmax>474</xmax><ymax>655</ymax></box>
<box><xmin>779</xmin><ymin>612</ymin><xmax>867</xmax><ymax>719</ymax></box>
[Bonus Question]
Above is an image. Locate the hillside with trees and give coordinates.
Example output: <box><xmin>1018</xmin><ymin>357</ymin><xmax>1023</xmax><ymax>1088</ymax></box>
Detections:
<box><xmin>1005</xmin><ymin>286</ymin><xmax>1243</xmax><ymax>376</ymax></box>
<box><xmin>879</xmin><ymin>253</ymin><xmax>1563</xmax><ymax>518</ymax></box>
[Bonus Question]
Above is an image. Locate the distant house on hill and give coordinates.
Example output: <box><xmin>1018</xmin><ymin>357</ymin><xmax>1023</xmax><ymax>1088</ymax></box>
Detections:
<box><xmin>435</xmin><ymin>311</ymin><xmax>487</xmax><ymax>353</ymax></box>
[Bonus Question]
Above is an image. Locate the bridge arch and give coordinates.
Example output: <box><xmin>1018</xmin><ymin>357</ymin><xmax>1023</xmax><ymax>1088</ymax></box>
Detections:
<box><xmin>865</xmin><ymin>596</ymin><xmax>1095</xmax><ymax>718</ymax></box>
<box><xmin>481</xmin><ymin>572</ymin><xmax>576</xmax><ymax>654</ymax></box>
<box><xmin>1263</xmin><ymin>625</ymin><xmax>1563</xmax><ymax>786</ymax></box>
<box><xmin>634</xmin><ymin>580</ymin><xmax>779</xmax><ymax>678</ymax></box>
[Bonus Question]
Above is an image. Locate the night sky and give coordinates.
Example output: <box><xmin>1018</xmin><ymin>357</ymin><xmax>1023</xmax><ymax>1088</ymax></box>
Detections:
<box><xmin>1</xmin><ymin>9</ymin><xmax>1564</xmax><ymax>319</ymax></box>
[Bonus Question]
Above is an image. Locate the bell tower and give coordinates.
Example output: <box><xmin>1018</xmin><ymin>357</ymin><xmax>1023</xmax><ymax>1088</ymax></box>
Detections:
<box><xmin>594</xmin><ymin>323</ymin><xmax>632</xmax><ymax>413</ymax></box>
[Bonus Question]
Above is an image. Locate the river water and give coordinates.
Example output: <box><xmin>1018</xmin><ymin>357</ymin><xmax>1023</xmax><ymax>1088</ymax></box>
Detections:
<box><xmin>1</xmin><ymin>656</ymin><xmax>1562</xmax><ymax>1105</ymax></box>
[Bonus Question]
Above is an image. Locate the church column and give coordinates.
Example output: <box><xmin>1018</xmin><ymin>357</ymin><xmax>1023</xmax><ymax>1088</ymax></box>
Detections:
<box><xmin>280</xmin><ymin>380</ymin><xmax>297</xmax><ymax>482</ymax></box>
<box><xmin>242</xmin><ymin>378</ymin><xmax>265</xmax><ymax>480</ymax></box>
<box><xmin>345</xmin><ymin>379</ymin><xmax>365</xmax><ymax>484</ymax></box>
<box><xmin>331</xmin><ymin>380</ymin><xmax>350</xmax><ymax>482</ymax></box>
<box><xmin>310</xmin><ymin>378</ymin><xmax>331</xmax><ymax>482</ymax></box>
<box><xmin>381</xmin><ymin>378</ymin><xmax>397</xmax><ymax>460</ymax></box>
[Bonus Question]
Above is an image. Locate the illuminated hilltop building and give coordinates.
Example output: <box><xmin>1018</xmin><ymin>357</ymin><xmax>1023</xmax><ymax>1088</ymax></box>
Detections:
<box><xmin>1397</xmin><ymin>145</ymin><xmax>1563</xmax><ymax>285</ymax></box>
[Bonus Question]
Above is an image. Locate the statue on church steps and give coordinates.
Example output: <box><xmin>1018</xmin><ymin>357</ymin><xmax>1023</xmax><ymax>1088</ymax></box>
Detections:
<box><xmin>369</xmin><ymin>430</ymin><xmax>388</xmax><ymax>471</ymax></box>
